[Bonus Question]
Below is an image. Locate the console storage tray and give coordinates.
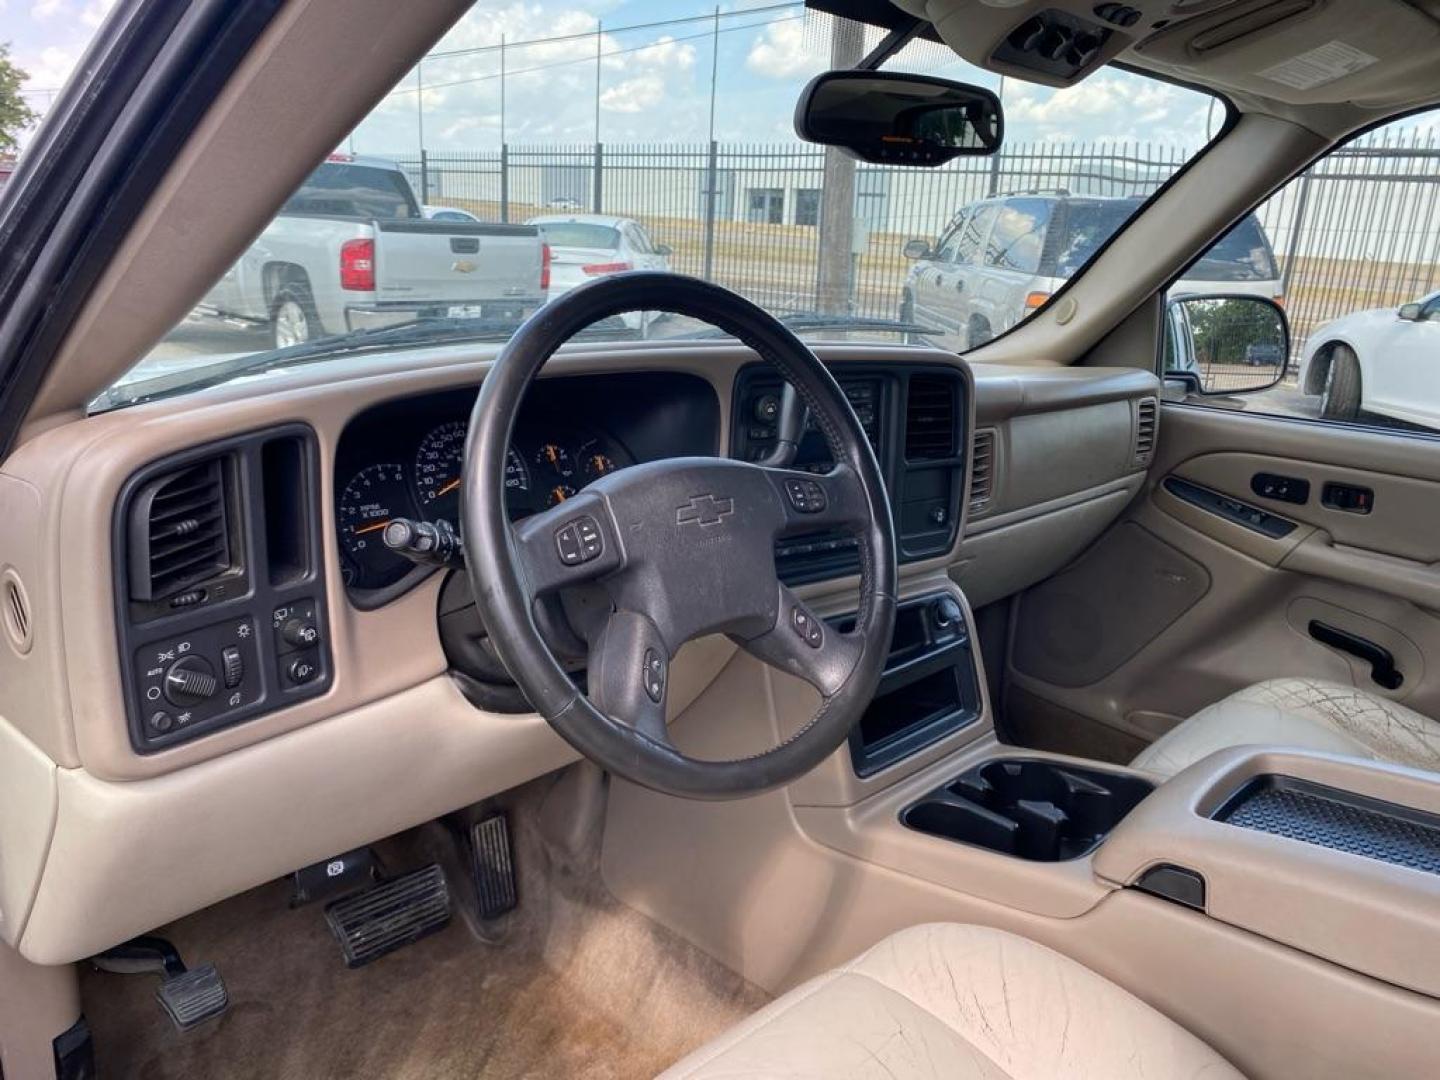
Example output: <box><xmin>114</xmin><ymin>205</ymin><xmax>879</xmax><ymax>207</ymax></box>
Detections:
<box><xmin>902</xmin><ymin>758</ymin><xmax>1154</xmax><ymax>861</ymax></box>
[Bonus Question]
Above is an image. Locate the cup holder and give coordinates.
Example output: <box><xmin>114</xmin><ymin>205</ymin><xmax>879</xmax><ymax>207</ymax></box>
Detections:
<box><xmin>901</xmin><ymin>757</ymin><xmax>1155</xmax><ymax>861</ymax></box>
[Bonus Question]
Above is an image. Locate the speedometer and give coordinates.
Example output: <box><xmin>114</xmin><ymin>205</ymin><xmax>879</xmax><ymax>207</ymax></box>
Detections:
<box><xmin>416</xmin><ymin>421</ymin><xmax>531</xmax><ymax>521</ymax></box>
<box><xmin>414</xmin><ymin>420</ymin><xmax>467</xmax><ymax>521</ymax></box>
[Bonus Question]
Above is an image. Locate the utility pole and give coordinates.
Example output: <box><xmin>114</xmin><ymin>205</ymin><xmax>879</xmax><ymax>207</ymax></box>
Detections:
<box><xmin>707</xmin><ymin>6</ymin><xmax>720</xmax><ymax>144</ymax></box>
<box><xmin>416</xmin><ymin>59</ymin><xmax>425</xmax><ymax>157</ymax></box>
<box><xmin>594</xmin><ymin>20</ymin><xmax>603</xmax><ymax>145</ymax></box>
<box><xmin>815</xmin><ymin>17</ymin><xmax>864</xmax><ymax>313</ymax></box>
<box><xmin>702</xmin><ymin>6</ymin><xmax>721</xmax><ymax>280</ymax></box>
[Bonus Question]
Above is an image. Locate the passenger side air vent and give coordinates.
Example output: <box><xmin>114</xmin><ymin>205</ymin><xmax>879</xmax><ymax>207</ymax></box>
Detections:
<box><xmin>904</xmin><ymin>375</ymin><xmax>957</xmax><ymax>461</ymax></box>
<box><xmin>969</xmin><ymin>429</ymin><xmax>996</xmax><ymax>515</ymax></box>
<box><xmin>128</xmin><ymin>458</ymin><xmax>233</xmax><ymax>602</ymax></box>
<box><xmin>1134</xmin><ymin>398</ymin><xmax>1159</xmax><ymax>465</ymax></box>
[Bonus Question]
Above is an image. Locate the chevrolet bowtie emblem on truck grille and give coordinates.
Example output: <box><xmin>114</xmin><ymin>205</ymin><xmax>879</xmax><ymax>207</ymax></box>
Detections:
<box><xmin>452</xmin><ymin>260</ymin><xmax>477</xmax><ymax>273</ymax></box>
<box><xmin>676</xmin><ymin>493</ymin><xmax>734</xmax><ymax>527</ymax></box>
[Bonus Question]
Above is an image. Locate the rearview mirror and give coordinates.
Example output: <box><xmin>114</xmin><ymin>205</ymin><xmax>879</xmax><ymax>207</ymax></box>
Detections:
<box><xmin>1399</xmin><ymin>302</ymin><xmax>1423</xmax><ymax>321</ymax></box>
<box><xmin>795</xmin><ymin>71</ymin><xmax>1003</xmax><ymax>166</ymax></box>
<box><xmin>902</xmin><ymin>239</ymin><xmax>932</xmax><ymax>260</ymax></box>
<box><xmin>1163</xmin><ymin>294</ymin><xmax>1289</xmax><ymax>395</ymax></box>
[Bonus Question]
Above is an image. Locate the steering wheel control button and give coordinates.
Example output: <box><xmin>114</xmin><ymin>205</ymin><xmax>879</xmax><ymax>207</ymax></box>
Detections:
<box><xmin>790</xmin><ymin>605</ymin><xmax>824</xmax><ymax>648</ymax></box>
<box><xmin>784</xmin><ymin>478</ymin><xmax>827</xmax><ymax>514</ymax></box>
<box><xmin>643</xmin><ymin>648</ymin><xmax>667</xmax><ymax>703</ymax></box>
<box><xmin>555</xmin><ymin>516</ymin><xmax>604</xmax><ymax>566</ymax></box>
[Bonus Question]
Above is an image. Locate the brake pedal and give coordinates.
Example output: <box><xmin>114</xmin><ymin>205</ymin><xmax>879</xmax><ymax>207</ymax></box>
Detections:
<box><xmin>470</xmin><ymin>813</ymin><xmax>518</xmax><ymax>920</ymax></box>
<box><xmin>91</xmin><ymin>935</ymin><xmax>229</xmax><ymax>1031</ymax></box>
<box><xmin>325</xmin><ymin>863</ymin><xmax>451</xmax><ymax>968</ymax></box>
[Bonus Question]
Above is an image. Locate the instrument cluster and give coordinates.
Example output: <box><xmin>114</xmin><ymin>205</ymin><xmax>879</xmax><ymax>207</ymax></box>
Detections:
<box><xmin>336</xmin><ymin>418</ymin><xmax>631</xmax><ymax>593</ymax></box>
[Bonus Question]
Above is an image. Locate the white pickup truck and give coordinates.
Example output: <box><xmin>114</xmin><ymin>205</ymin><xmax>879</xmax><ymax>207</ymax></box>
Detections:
<box><xmin>201</xmin><ymin>154</ymin><xmax>547</xmax><ymax>348</ymax></box>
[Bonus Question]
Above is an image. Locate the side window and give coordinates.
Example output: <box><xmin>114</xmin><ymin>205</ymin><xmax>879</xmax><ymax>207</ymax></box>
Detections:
<box><xmin>936</xmin><ymin>210</ymin><xmax>971</xmax><ymax>262</ymax></box>
<box><xmin>955</xmin><ymin>204</ymin><xmax>998</xmax><ymax>266</ymax></box>
<box><xmin>985</xmin><ymin>198</ymin><xmax>1051</xmax><ymax>274</ymax></box>
<box><xmin>1164</xmin><ymin>106</ymin><xmax>1440</xmax><ymax>437</ymax></box>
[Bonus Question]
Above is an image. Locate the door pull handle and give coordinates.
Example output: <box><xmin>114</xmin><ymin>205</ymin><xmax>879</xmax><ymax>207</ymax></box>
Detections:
<box><xmin>1308</xmin><ymin>620</ymin><xmax>1404</xmax><ymax>689</ymax></box>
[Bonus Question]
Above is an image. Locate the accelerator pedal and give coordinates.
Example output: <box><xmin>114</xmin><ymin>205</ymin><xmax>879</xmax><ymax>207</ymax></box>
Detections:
<box><xmin>324</xmin><ymin>863</ymin><xmax>451</xmax><ymax>968</ymax></box>
<box><xmin>470</xmin><ymin>813</ymin><xmax>518</xmax><ymax>920</ymax></box>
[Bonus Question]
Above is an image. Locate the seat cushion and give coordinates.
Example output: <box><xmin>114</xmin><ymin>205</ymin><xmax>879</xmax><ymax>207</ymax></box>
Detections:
<box><xmin>1131</xmin><ymin>677</ymin><xmax>1440</xmax><ymax>777</ymax></box>
<box><xmin>659</xmin><ymin>924</ymin><xmax>1240</xmax><ymax>1079</ymax></box>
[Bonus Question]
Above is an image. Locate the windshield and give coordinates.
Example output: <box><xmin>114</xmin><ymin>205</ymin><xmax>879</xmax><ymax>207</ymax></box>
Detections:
<box><xmin>84</xmin><ymin>6</ymin><xmax>1219</xmax><ymax>409</ymax></box>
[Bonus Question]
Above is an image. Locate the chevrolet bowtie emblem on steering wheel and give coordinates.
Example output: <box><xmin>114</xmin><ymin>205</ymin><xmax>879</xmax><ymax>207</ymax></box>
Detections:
<box><xmin>676</xmin><ymin>493</ymin><xmax>734</xmax><ymax>527</ymax></box>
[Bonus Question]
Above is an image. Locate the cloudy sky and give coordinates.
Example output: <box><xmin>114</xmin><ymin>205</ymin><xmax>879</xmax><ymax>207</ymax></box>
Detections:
<box><xmin>9</xmin><ymin>0</ymin><xmax>1230</xmax><ymax>154</ymax></box>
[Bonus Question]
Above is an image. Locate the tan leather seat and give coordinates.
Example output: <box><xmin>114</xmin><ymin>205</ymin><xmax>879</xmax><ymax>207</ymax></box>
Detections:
<box><xmin>1131</xmin><ymin>677</ymin><xmax>1440</xmax><ymax>778</ymax></box>
<box><xmin>660</xmin><ymin>924</ymin><xmax>1239</xmax><ymax>1079</ymax></box>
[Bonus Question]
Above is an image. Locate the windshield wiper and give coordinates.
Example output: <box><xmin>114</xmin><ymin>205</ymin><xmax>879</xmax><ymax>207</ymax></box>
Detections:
<box><xmin>92</xmin><ymin>314</ymin><xmax>639</xmax><ymax>412</ymax></box>
<box><xmin>689</xmin><ymin>311</ymin><xmax>939</xmax><ymax>339</ymax></box>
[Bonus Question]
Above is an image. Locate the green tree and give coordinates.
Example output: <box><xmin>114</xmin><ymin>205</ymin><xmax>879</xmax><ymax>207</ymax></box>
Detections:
<box><xmin>0</xmin><ymin>43</ymin><xmax>40</xmax><ymax>154</ymax></box>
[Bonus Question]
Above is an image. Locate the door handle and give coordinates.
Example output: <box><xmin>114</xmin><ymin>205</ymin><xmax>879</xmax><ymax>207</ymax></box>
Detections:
<box><xmin>1308</xmin><ymin>620</ymin><xmax>1404</xmax><ymax>689</ymax></box>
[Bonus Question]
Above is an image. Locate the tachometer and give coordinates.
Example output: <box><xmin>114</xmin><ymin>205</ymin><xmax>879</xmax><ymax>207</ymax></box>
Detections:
<box><xmin>414</xmin><ymin>420</ymin><xmax>467</xmax><ymax>522</ymax></box>
<box><xmin>338</xmin><ymin>463</ymin><xmax>416</xmax><ymax>590</ymax></box>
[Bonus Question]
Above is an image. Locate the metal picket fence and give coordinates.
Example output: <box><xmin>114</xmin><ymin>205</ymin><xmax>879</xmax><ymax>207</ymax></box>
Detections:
<box><xmin>395</xmin><ymin>132</ymin><xmax>1440</xmax><ymax>345</ymax></box>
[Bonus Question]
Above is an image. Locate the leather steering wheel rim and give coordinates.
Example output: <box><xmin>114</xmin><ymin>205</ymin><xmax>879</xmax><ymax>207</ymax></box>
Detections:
<box><xmin>463</xmin><ymin>272</ymin><xmax>897</xmax><ymax>799</ymax></box>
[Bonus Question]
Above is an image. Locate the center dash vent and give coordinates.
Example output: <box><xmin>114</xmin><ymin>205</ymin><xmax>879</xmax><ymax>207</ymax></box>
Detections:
<box><xmin>128</xmin><ymin>458</ymin><xmax>233</xmax><ymax>602</ymax></box>
<box><xmin>904</xmin><ymin>374</ymin><xmax>957</xmax><ymax>461</ymax></box>
<box><xmin>1134</xmin><ymin>398</ymin><xmax>1159</xmax><ymax>465</ymax></box>
<box><xmin>970</xmin><ymin>429</ymin><xmax>996</xmax><ymax>514</ymax></box>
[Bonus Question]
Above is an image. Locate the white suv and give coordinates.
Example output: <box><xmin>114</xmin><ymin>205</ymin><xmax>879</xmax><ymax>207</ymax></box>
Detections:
<box><xmin>901</xmin><ymin>192</ymin><xmax>1283</xmax><ymax>350</ymax></box>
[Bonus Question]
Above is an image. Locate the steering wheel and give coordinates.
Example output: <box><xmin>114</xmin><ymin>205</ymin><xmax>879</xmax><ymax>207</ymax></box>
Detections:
<box><xmin>463</xmin><ymin>273</ymin><xmax>896</xmax><ymax>799</ymax></box>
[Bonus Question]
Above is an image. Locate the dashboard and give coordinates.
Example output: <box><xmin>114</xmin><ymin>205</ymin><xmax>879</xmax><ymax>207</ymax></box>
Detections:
<box><xmin>332</xmin><ymin>371</ymin><xmax>721</xmax><ymax>605</ymax></box>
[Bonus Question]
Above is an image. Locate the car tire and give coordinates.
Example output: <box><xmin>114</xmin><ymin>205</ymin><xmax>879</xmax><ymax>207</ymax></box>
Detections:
<box><xmin>1320</xmin><ymin>344</ymin><xmax>1361</xmax><ymax>420</ymax></box>
<box><xmin>271</xmin><ymin>283</ymin><xmax>321</xmax><ymax>349</ymax></box>
<box><xmin>968</xmin><ymin>317</ymin><xmax>993</xmax><ymax>350</ymax></box>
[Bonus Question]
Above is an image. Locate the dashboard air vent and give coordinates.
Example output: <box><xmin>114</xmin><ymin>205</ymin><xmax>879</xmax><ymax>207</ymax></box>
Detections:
<box><xmin>970</xmin><ymin>429</ymin><xmax>996</xmax><ymax>514</ymax></box>
<box><xmin>3</xmin><ymin>570</ymin><xmax>33</xmax><ymax>655</ymax></box>
<box><xmin>904</xmin><ymin>375</ymin><xmax>957</xmax><ymax>461</ymax></box>
<box><xmin>1134</xmin><ymin>398</ymin><xmax>1159</xmax><ymax>465</ymax></box>
<box><xmin>128</xmin><ymin>458</ymin><xmax>232</xmax><ymax>602</ymax></box>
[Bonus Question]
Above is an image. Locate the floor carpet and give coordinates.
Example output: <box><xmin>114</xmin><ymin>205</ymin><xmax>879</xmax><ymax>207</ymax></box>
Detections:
<box><xmin>80</xmin><ymin>771</ymin><xmax>768</xmax><ymax>1079</ymax></box>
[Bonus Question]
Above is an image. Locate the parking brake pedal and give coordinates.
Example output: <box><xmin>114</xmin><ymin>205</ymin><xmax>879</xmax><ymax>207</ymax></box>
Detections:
<box><xmin>91</xmin><ymin>935</ymin><xmax>229</xmax><ymax>1031</ymax></box>
<box><xmin>325</xmin><ymin>863</ymin><xmax>451</xmax><ymax>968</ymax></box>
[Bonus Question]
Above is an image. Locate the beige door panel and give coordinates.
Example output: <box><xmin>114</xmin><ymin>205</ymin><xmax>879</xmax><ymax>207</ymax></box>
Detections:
<box><xmin>1009</xmin><ymin>405</ymin><xmax>1440</xmax><ymax>751</ymax></box>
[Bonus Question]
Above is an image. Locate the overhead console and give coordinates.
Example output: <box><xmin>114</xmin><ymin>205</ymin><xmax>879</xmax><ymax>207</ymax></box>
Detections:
<box><xmin>112</xmin><ymin>425</ymin><xmax>331</xmax><ymax>751</ymax></box>
<box><xmin>731</xmin><ymin>362</ymin><xmax>970</xmax><ymax>585</ymax></box>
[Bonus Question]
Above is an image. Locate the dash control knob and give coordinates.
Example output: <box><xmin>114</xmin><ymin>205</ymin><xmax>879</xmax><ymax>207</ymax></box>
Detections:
<box><xmin>281</xmin><ymin>618</ymin><xmax>320</xmax><ymax>649</ymax></box>
<box><xmin>164</xmin><ymin>655</ymin><xmax>219</xmax><ymax>707</ymax></box>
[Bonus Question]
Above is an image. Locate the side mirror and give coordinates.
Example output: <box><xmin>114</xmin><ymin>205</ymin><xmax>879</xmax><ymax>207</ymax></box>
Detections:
<box><xmin>654</xmin><ymin>243</ymin><xmax>673</xmax><ymax>257</ymax></box>
<box><xmin>1162</xmin><ymin>294</ymin><xmax>1289</xmax><ymax>395</ymax></box>
<box><xmin>1399</xmin><ymin>302</ymin><xmax>1423</xmax><ymax>321</ymax></box>
<box><xmin>795</xmin><ymin>71</ymin><xmax>1003</xmax><ymax>167</ymax></box>
<box><xmin>902</xmin><ymin>239</ymin><xmax>932</xmax><ymax>260</ymax></box>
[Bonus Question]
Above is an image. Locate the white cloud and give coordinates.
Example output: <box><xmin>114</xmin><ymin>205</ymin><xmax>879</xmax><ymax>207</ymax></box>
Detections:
<box><xmin>30</xmin><ymin>0</ymin><xmax>65</xmax><ymax>18</ymax></box>
<box><xmin>600</xmin><ymin>74</ymin><xmax>664</xmax><ymax>114</ymax></box>
<box><xmin>745</xmin><ymin>20</ymin><xmax>824</xmax><ymax>81</ymax></box>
